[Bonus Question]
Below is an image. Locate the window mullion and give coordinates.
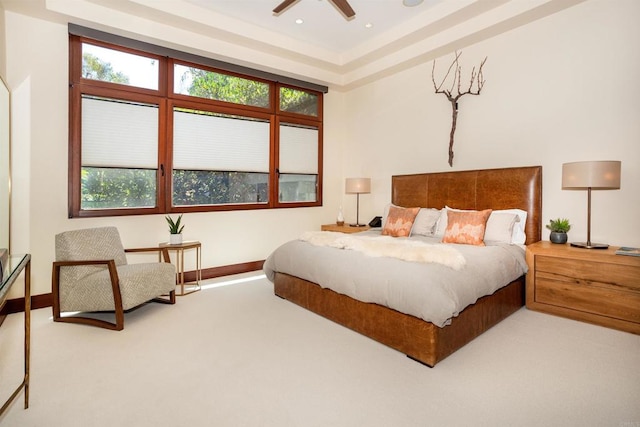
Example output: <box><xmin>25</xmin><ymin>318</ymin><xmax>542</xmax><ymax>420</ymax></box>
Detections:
<box><xmin>158</xmin><ymin>98</ymin><xmax>169</xmax><ymax>212</ymax></box>
<box><xmin>270</xmin><ymin>116</ymin><xmax>279</xmax><ymax>208</ymax></box>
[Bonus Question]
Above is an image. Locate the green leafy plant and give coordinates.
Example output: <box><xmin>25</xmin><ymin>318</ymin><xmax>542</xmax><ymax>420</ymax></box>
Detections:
<box><xmin>546</xmin><ymin>218</ymin><xmax>571</xmax><ymax>233</ymax></box>
<box><xmin>165</xmin><ymin>214</ymin><xmax>185</xmax><ymax>235</ymax></box>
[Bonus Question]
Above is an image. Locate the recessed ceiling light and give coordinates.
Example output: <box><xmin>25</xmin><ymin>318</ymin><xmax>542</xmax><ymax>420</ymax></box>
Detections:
<box><xmin>403</xmin><ymin>0</ymin><xmax>424</xmax><ymax>6</ymax></box>
<box><xmin>365</xmin><ymin>22</ymin><xmax>373</xmax><ymax>29</ymax></box>
<box><xmin>295</xmin><ymin>18</ymin><xmax>304</xmax><ymax>24</ymax></box>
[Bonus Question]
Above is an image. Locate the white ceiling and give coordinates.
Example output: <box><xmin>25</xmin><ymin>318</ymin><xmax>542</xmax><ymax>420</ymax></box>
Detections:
<box><xmin>1</xmin><ymin>0</ymin><xmax>586</xmax><ymax>90</ymax></box>
<box><xmin>185</xmin><ymin>0</ymin><xmax>445</xmax><ymax>53</ymax></box>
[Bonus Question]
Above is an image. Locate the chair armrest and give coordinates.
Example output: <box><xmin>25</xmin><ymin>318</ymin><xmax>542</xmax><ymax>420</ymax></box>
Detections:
<box><xmin>52</xmin><ymin>259</ymin><xmax>119</xmax><ymax>280</ymax></box>
<box><xmin>52</xmin><ymin>259</ymin><xmax>120</xmax><ymax>289</ymax></box>
<box><xmin>51</xmin><ymin>259</ymin><xmax>122</xmax><ymax>322</ymax></box>
<box><xmin>52</xmin><ymin>259</ymin><xmax>114</xmax><ymax>267</ymax></box>
<box><xmin>125</xmin><ymin>247</ymin><xmax>171</xmax><ymax>263</ymax></box>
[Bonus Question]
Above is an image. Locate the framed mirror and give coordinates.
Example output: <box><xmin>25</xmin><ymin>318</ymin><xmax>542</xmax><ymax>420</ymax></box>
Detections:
<box><xmin>0</xmin><ymin>75</ymin><xmax>10</xmax><ymax>252</ymax></box>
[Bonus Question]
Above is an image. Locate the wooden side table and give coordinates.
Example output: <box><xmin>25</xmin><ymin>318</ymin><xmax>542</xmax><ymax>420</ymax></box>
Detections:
<box><xmin>0</xmin><ymin>253</ymin><xmax>31</xmax><ymax>415</ymax></box>
<box><xmin>321</xmin><ymin>223</ymin><xmax>371</xmax><ymax>234</ymax></box>
<box><xmin>526</xmin><ymin>241</ymin><xmax>640</xmax><ymax>334</ymax></box>
<box><xmin>159</xmin><ymin>241</ymin><xmax>202</xmax><ymax>296</ymax></box>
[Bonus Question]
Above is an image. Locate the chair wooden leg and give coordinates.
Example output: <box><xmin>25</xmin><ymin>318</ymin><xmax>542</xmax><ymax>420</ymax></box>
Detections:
<box><xmin>53</xmin><ymin>314</ymin><xmax>123</xmax><ymax>331</ymax></box>
<box><xmin>153</xmin><ymin>289</ymin><xmax>176</xmax><ymax>305</ymax></box>
<box><xmin>51</xmin><ymin>264</ymin><xmax>62</xmax><ymax>322</ymax></box>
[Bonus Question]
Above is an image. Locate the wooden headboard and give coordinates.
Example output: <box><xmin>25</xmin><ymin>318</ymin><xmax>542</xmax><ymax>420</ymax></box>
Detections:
<box><xmin>391</xmin><ymin>166</ymin><xmax>542</xmax><ymax>245</ymax></box>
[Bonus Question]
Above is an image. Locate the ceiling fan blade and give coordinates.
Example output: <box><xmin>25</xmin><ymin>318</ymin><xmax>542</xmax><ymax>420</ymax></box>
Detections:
<box><xmin>273</xmin><ymin>0</ymin><xmax>299</xmax><ymax>14</ymax></box>
<box><xmin>329</xmin><ymin>0</ymin><xmax>355</xmax><ymax>18</ymax></box>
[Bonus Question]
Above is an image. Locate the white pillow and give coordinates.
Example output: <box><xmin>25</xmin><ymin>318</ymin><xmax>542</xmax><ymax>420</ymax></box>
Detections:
<box><xmin>410</xmin><ymin>208</ymin><xmax>441</xmax><ymax>236</ymax></box>
<box><xmin>484</xmin><ymin>212</ymin><xmax>519</xmax><ymax>243</ymax></box>
<box><xmin>493</xmin><ymin>208</ymin><xmax>528</xmax><ymax>244</ymax></box>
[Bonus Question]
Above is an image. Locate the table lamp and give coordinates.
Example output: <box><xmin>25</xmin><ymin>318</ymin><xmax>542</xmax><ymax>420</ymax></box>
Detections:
<box><xmin>345</xmin><ymin>178</ymin><xmax>371</xmax><ymax>227</ymax></box>
<box><xmin>562</xmin><ymin>160</ymin><xmax>621</xmax><ymax>249</ymax></box>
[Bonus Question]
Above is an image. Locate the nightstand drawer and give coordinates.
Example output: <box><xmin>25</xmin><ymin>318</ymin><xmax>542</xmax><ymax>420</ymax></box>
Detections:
<box><xmin>536</xmin><ymin>256</ymin><xmax>640</xmax><ymax>291</ymax></box>
<box><xmin>535</xmin><ymin>273</ymin><xmax>640</xmax><ymax>323</ymax></box>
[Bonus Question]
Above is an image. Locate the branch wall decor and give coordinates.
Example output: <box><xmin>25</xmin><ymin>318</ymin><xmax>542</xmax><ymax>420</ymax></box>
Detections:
<box><xmin>431</xmin><ymin>51</ymin><xmax>487</xmax><ymax>167</ymax></box>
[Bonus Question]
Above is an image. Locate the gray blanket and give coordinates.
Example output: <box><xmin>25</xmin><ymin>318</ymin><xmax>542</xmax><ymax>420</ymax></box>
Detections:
<box><xmin>263</xmin><ymin>230</ymin><xmax>528</xmax><ymax>327</ymax></box>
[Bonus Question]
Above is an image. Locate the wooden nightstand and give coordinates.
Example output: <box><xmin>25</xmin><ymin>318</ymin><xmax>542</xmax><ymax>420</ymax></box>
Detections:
<box><xmin>321</xmin><ymin>223</ymin><xmax>371</xmax><ymax>234</ymax></box>
<box><xmin>526</xmin><ymin>241</ymin><xmax>640</xmax><ymax>334</ymax></box>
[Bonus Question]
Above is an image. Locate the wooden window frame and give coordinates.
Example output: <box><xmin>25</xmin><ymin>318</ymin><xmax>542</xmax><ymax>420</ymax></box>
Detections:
<box><xmin>68</xmin><ymin>35</ymin><xmax>323</xmax><ymax>218</ymax></box>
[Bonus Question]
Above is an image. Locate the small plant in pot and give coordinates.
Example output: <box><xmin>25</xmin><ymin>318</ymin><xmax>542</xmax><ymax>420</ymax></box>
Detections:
<box><xmin>546</xmin><ymin>218</ymin><xmax>571</xmax><ymax>244</ymax></box>
<box><xmin>166</xmin><ymin>214</ymin><xmax>185</xmax><ymax>245</ymax></box>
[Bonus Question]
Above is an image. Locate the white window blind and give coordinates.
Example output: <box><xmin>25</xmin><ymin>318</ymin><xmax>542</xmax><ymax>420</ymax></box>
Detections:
<box><xmin>82</xmin><ymin>96</ymin><xmax>158</xmax><ymax>169</ymax></box>
<box><xmin>173</xmin><ymin>110</ymin><xmax>269</xmax><ymax>173</ymax></box>
<box><xmin>279</xmin><ymin>124</ymin><xmax>318</xmax><ymax>174</ymax></box>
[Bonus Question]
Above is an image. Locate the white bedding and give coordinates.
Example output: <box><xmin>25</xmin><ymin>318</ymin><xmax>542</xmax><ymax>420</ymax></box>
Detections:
<box><xmin>263</xmin><ymin>230</ymin><xmax>528</xmax><ymax>327</ymax></box>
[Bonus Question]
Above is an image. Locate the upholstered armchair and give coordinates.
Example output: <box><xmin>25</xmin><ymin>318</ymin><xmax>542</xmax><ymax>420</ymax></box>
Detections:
<box><xmin>52</xmin><ymin>226</ymin><xmax>177</xmax><ymax>330</ymax></box>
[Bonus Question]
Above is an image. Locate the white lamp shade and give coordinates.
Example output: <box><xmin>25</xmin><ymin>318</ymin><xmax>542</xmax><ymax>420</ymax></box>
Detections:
<box><xmin>562</xmin><ymin>161</ymin><xmax>621</xmax><ymax>189</ymax></box>
<box><xmin>345</xmin><ymin>178</ymin><xmax>371</xmax><ymax>194</ymax></box>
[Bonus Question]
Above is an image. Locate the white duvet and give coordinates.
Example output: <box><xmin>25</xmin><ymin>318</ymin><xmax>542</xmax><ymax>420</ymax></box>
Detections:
<box><xmin>263</xmin><ymin>230</ymin><xmax>528</xmax><ymax>327</ymax></box>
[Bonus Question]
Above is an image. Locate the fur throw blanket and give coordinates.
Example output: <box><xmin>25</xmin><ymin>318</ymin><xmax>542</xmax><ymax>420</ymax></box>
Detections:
<box><xmin>299</xmin><ymin>231</ymin><xmax>466</xmax><ymax>270</ymax></box>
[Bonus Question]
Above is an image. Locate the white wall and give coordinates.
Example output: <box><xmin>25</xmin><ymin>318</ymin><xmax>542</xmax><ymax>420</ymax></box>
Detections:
<box><xmin>344</xmin><ymin>0</ymin><xmax>640</xmax><ymax>248</ymax></box>
<box><xmin>4</xmin><ymin>0</ymin><xmax>640</xmax><ymax>299</ymax></box>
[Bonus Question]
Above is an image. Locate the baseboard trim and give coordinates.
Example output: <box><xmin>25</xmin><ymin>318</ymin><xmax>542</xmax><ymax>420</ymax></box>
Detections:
<box><xmin>0</xmin><ymin>259</ymin><xmax>265</xmax><ymax>315</ymax></box>
<box><xmin>2</xmin><ymin>293</ymin><xmax>52</xmax><ymax>315</ymax></box>
<box><xmin>184</xmin><ymin>260</ymin><xmax>265</xmax><ymax>283</ymax></box>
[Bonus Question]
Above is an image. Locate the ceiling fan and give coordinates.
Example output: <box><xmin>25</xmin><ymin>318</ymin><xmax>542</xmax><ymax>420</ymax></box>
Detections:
<box><xmin>273</xmin><ymin>0</ymin><xmax>356</xmax><ymax>19</ymax></box>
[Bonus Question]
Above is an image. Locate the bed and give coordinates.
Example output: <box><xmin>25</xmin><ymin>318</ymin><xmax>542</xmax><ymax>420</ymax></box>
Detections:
<box><xmin>264</xmin><ymin>166</ymin><xmax>542</xmax><ymax>367</ymax></box>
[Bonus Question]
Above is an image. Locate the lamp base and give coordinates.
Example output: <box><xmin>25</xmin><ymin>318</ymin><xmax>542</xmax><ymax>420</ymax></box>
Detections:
<box><xmin>349</xmin><ymin>223</ymin><xmax>367</xmax><ymax>227</ymax></box>
<box><xmin>570</xmin><ymin>242</ymin><xmax>609</xmax><ymax>249</ymax></box>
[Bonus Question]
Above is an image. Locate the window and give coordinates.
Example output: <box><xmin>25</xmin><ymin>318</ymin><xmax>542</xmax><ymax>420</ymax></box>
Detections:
<box><xmin>279</xmin><ymin>87</ymin><xmax>319</xmax><ymax>117</ymax></box>
<box><xmin>81</xmin><ymin>95</ymin><xmax>159</xmax><ymax>210</ymax></box>
<box><xmin>172</xmin><ymin>109</ymin><xmax>270</xmax><ymax>206</ymax></box>
<box><xmin>68</xmin><ymin>34</ymin><xmax>323</xmax><ymax>217</ymax></box>
<box><xmin>278</xmin><ymin>122</ymin><xmax>319</xmax><ymax>202</ymax></box>
<box><xmin>82</xmin><ymin>43</ymin><xmax>159</xmax><ymax>90</ymax></box>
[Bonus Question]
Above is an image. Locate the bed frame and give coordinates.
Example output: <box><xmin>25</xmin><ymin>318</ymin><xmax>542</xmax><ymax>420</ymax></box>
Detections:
<box><xmin>274</xmin><ymin>166</ymin><xmax>542</xmax><ymax>367</ymax></box>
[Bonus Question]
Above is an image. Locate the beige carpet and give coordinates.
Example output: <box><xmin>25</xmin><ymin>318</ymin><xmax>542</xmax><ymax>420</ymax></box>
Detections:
<box><xmin>1</xmin><ymin>272</ymin><xmax>639</xmax><ymax>427</ymax></box>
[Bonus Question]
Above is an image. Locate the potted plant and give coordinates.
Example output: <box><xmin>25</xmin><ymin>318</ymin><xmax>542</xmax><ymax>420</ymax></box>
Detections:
<box><xmin>166</xmin><ymin>214</ymin><xmax>185</xmax><ymax>245</ymax></box>
<box><xmin>546</xmin><ymin>218</ymin><xmax>571</xmax><ymax>244</ymax></box>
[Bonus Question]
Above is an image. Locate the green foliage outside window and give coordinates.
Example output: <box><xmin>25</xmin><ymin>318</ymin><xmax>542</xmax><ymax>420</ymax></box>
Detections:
<box><xmin>172</xmin><ymin>170</ymin><xmax>268</xmax><ymax>206</ymax></box>
<box><xmin>279</xmin><ymin>87</ymin><xmax>318</xmax><ymax>116</ymax></box>
<box><xmin>278</xmin><ymin>174</ymin><xmax>317</xmax><ymax>202</ymax></box>
<box><xmin>82</xmin><ymin>53</ymin><xmax>129</xmax><ymax>84</ymax></box>
<box><xmin>177</xmin><ymin>65</ymin><xmax>270</xmax><ymax>108</ymax></box>
<box><xmin>81</xmin><ymin>167</ymin><xmax>156</xmax><ymax>209</ymax></box>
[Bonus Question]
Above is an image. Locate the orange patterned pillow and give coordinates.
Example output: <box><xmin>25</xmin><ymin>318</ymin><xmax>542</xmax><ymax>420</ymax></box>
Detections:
<box><xmin>442</xmin><ymin>209</ymin><xmax>492</xmax><ymax>246</ymax></box>
<box><xmin>381</xmin><ymin>206</ymin><xmax>420</xmax><ymax>237</ymax></box>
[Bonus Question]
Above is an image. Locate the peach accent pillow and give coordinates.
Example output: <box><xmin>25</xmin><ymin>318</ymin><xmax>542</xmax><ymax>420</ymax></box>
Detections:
<box><xmin>442</xmin><ymin>209</ymin><xmax>493</xmax><ymax>246</ymax></box>
<box><xmin>381</xmin><ymin>206</ymin><xmax>420</xmax><ymax>237</ymax></box>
